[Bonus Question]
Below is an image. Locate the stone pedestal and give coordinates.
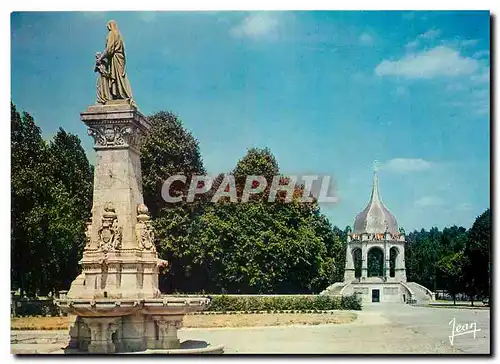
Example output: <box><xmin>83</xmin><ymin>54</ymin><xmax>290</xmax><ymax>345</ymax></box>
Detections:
<box><xmin>56</xmin><ymin>101</ymin><xmax>212</xmax><ymax>354</ymax></box>
<box><xmin>71</xmin><ymin>102</ymin><xmax>161</xmax><ymax>301</ymax></box>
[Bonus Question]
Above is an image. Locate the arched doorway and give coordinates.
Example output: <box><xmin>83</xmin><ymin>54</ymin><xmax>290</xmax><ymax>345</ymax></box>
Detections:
<box><xmin>367</xmin><ymin>247</ymin><xmax>384</xmax><ymax>277</ymax></box>
<box><xmin>352</xmin><ymin>248</ymin><xmax>362</xmax><ymax>278</ymax></box>
<box><xmin>389</xmin><ymin>247</ymin><xmax>399</xmax><ymax>278</ymax></box>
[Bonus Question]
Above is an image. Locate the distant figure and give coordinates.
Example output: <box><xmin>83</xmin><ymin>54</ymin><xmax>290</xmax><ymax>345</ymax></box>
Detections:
<box><xmin>95</xmin><ymin>20</ymin><xmax>135</xmax><ymax>106</ymax></box>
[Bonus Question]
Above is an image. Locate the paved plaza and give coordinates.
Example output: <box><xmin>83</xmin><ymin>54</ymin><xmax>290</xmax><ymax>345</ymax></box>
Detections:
<box><xmin>11</xmin><ymin>303</ymin><xmax>490</xmax><ymax>354</ymax></box>
<box><xmin>177</xmin><ymin>304</ymin><xmax>490</xmax><ymax>354</ymax></box>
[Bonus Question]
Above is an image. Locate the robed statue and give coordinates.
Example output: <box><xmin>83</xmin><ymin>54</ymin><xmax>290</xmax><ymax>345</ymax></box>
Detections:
<box><xmin>95</xmin><ymin>20</ymin><xmax>135</xmax><ymax>106</ymax></box>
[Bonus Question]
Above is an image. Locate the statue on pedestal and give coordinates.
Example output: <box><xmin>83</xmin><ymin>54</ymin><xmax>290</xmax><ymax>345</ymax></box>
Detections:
<box><xmin>94</xmin><ymin>20</ymin><xmax>135</xmax><ymax>106</ymax></box>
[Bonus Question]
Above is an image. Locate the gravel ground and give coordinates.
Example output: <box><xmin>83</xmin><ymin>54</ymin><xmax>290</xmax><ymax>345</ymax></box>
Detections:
<box><xmin>179</xmin><ymin>304</ymin><xmax>490</xmax><ymax>354</ymax></box>
<box><xmin>184</xmin><ymin>312</ymin><xmax>356</xmax><ymax>328</ymax></box>
<box><xmin>11</xmin><ymin>304</ymin><xmax>490</xmax><ymax>354</ymax></box>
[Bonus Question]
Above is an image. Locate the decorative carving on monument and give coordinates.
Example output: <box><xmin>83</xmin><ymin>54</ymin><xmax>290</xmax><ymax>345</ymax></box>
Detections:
<box><xmin>88</xmin><ymin>127</ymin><xmax>106</xmax><ymax>146</ymax></box>
<box><xmin>135</xmin><ymin>204</ymin><xmax>156</xmax><ymax>251</ymax></box>
<box><xmin>84</xmin><ymin>218</ymin><xmax>93</xmax><ymax>250</ymax></box>
<box><xmin>157</xmin><ymin>259</ymin><xmax>168</xmax><ymax>269</ymax></box>
<box><xmin>97</xmin><ymin>202</ymin><xmax>123</xmax><ymax>252</ymax></box>
<box><xmin>155</xmin><ymin>318</ymin><xmax>183</xmax><ymax>348</ymax></box>
<box><xmin>87</xmin><ymin>125</ymin><xmax>141</xmax><ymax>149</ymax></box>
<box><xmin>108</xmin><ymin>322</ymin><xmax>118</xmax><ymax>352</ymax></box>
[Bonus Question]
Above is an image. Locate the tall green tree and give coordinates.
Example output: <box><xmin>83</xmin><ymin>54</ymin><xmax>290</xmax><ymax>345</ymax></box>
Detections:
<box><xmin>11</xmin><ymin>104</ymin><xmax>93</xmax><ymax>295</ymax></box>
<box><xmin>185</xmin><ymin>147</ymin><xmax>338</xmax><ymax>294</ymax></box>
<box><xmin>45</xmin><ymin>128</ymin><xmax>93</xmax><ymax>292</ymax></box>
<box><xmin>140</xmin><ymin>111</ymin><xmax>206</xmax><ymax>292</ymax></box>
<box><xmin>464</xmin><ymin>209</ymin><xmax>491</xmax><ymax>303</ymax></box>
<box><xmin>11</xmin><ymin>103</ymin><xmax>47</xmax><ymax>295</ymax></box>
<box><xmin>437</xmin><ymin>250</ymin><xmax>467</xmax><ymax>304</ymax></box>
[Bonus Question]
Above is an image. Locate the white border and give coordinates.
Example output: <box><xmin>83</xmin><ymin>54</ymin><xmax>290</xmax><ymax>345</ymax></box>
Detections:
<box><xmin>2</xmin><ymin>1</ymin><xmax>497</xmax><ymax>363</ymax></box>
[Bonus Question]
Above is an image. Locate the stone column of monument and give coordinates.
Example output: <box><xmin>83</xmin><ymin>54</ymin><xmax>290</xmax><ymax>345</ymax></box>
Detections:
<box><xmin>361</xmin><ymin>243</ymin><xmax>368</xmax><ymax>279</ymax></box>
<box><xmin>395</xmin><ymin>243</ymin><xmax>407</xmax><ymax>281</ymax></box>
<box><xmin>384</xmin><ymin>241</ymin><xmax>390</xmax><ymax>279</ymax></box>
<box><xmin>77</xmin><ymin>101</ymin><xmax>161</xmax><ymax>300</ymax></box>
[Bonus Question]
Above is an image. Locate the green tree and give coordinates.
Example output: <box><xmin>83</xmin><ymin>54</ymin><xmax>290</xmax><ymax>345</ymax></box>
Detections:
<box><xmin>11</xmin><ymin>103</ymin><xmax>47</xmax><ymax>295</ymax></box>
<box><xmin>11</xmin><ymin>104</ymin><xmax>93</xmax><ymax>295</ymax></box>
<box><xmin>437</xmin><ymin>250</ymin><xmax>467</xmax><ymax>304</ymax></box>
<box><xmin>464</xmin><ymin>209</ymin><xmax>491</xmax><ymax>304</ymax></box>
<box><xmin>45</xmin><ymin>128</ymin><xmax>94</xmax><ymax>292</ymax></box>
<box><xmin>140</xmin><ymin>111</ymin><xmax>206</xmax><ymax>292</ymax></box>
<box><xmin>186</xmin><ymin>147</ymin><xmax>339</xmax><ymax>294</ymax></box>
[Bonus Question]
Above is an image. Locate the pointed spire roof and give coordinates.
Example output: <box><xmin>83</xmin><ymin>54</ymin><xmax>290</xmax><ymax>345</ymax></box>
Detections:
<box><xmin>353</xmin><ymin>168</ymin><xmax>399</xmax><ymax>234</ymax></box>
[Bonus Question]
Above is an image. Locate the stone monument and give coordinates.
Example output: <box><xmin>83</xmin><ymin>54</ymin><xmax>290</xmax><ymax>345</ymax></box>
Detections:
<box><xmin>56</xmin><ymin>20</ymin><xmax>220</xmax><ymax>354</ymax></box>
<box><xmin>320</xmin><ymin>165</ymin><xmax>435</xmax><ymax>304</ymax></box>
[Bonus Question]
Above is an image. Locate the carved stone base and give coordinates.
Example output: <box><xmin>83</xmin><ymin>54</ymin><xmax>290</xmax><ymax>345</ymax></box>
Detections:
<box><xmin>151</xmin><ymin>315</ymin><xmax>183</xmax><ymax>350</ymax></box>
<box><xmin>70</xmin><ymin>314</ymin><xmax>184</xmax><ymax>353</ymax></box>
<box><xmin>82</xmin><ymin>317</ymin><xmax>121</xmax><ymax>354</ymax></box>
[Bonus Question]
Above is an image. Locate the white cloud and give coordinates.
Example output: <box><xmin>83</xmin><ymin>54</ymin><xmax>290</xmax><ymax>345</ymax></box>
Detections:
<box><xmin>460</xmin><ymin>39</ymin><xmax>479</xmax><ymax>47</ymax></box>
<box><xmin>471</xmin><ymin>71</ymin><xmax>490</xmax><ymax>84</ymax></box>
<box><xmin>375</xmin><ymin>46</ymin><xmax>480</xmax><ymax>79</ymax></box>
<box><xmin>404</xmin><ymin>28</ymin><xmax>441</xmax><ymax>49</ymax></box>
<box><xmin>415</xmin><ymin>196</ymin><xmax>445</xmax><ymax>208</ymax></box>
<box><xmin>359</xmin><ymin>32</ymin><xmax>374</xmax><ymax>45</ymax></box>
<box><xmin>380</xmin><ymin>158</ymin><xmax>433</xmax><ymax>173</ymax></box>
<box><xmin>230</xmin><ymin>12</ymin><xmax>280</xmax><ymax>40</ymax></box>
<box><xmin>473</xmin><ymin>50</ymin><xmax>490</xmax><ymax>59</ymax></box>
<box><xmin>405</xmin><ymin>39</ymin><xmax>419</xmax><ymax>49</ymax></box>
<box><xmin>420</xmin><ymin>28</ymin><xmax>441</xmax><ymax>39</ymax></box>
<box><xmin>469</xmin><ymin>81</ymin><xmax>490</xmax><ymax>116</ymax></box>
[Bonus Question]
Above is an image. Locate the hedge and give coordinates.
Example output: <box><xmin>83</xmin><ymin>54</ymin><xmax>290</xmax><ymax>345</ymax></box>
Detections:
<box><xmin>206</xmin><ymin>294</ymin><xmax>361</xmax><ymax>312</ymax></box>
<box><xmin>11</xmin><ymin>298</ymin><xmax>60</xmax><ymax>317</ymax></box>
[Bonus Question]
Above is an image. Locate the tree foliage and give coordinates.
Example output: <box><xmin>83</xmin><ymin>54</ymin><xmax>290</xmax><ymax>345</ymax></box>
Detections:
<box><xmin>11</xmin><ymin>103</ymin><xmax>93</xmax><ymax>296</ymax></box>
<box><xmin>140</xmin><ymin>111</ymin><xmax>206</xmax><ymax>292</ymax></box>
<box><xmin>141</xmin><ymin>119</ymin><xmax>345</xmax><ymax>294</ymax></box>
<box><xmin>11</xmin><ymin>104</ymin><xmax>490</xmax><ymax>300</ymax></box>
<box><xmin>405</xmin><ymin>213</ymin><xmax>490</xmax><ymax>303</ymax></box>
<box><xmin>464</xmin><ymin>209</ymin><xmax>491</xmax><ymax>301</ymax></box>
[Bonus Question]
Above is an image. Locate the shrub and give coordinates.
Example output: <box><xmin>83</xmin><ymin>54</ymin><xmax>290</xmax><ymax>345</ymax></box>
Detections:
<box><xmin>206</xmin><ymin>295</ymin><xmax>361</xmax><ymax>312</ymax></box>
<box><xmin>340</xmin><ymin>295</ymin><xmax>362</xmax><ymax>311</ymax></box>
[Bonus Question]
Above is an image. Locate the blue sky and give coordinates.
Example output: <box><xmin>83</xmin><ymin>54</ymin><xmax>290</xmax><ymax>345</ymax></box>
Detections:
<box><xmin>11</xmin><ymin>11</ymin><xmax>490</xmax><ymax>231</ymax></box>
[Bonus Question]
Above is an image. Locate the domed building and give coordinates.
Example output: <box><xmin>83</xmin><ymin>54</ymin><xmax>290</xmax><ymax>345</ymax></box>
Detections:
<box><xmin>321</xmin><ymin>169</ymin><xmax>435</xmax><ymax>304</ymax></box>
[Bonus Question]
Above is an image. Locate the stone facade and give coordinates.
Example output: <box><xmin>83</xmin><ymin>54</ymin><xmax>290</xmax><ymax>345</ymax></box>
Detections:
<box><xmin>343</xmin><ymin>232</ymin><xmax>407</xmax><ymax>283</ymax></box>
